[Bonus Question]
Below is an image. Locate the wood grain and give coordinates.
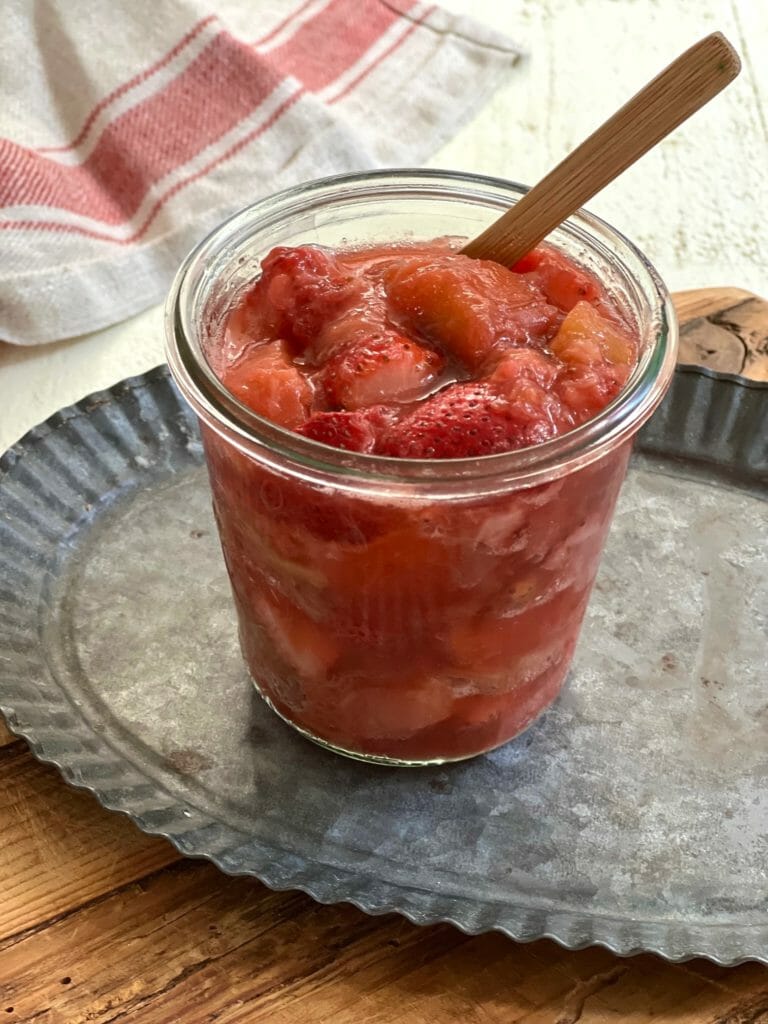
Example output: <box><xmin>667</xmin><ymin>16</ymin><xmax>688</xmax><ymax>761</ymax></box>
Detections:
<box><xmin>0</xmin><ymin>286</ymin><xmax>766</xmax><ymax>1020</ymax></box>
<box><xmin>462</xmin><ymin>33</ymin><xmax>740</xmax><ymax>266</ymax></box>
<box><xmin>673</xmin><ymin>288</ymin><xmax>768</xmax><ymax>381</ymax></box>
<box><xmin>0</xmin><ymin>718</ymin><xmax>16</xmax><ymax>748</ymax></box>
<box><xmin>2</xmin><ymin>860</ymin><xmax>767</xmax><ymax>1024</ymax></box>
<box><xmin>0</xmin><ymin>746</ymin><xmax>178</xmax><ymax>941</ymax></box>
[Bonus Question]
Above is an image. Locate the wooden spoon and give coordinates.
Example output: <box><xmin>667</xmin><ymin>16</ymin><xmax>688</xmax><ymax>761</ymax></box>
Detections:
<box><xmin>462</xmin><ymin>32</ymin><xmax>741</xmax><ymax>266</ymax></box>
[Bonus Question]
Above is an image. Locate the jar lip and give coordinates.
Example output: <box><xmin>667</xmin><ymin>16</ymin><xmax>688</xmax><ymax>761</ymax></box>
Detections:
<box><xmin>165</xmin><ymin>168</ymin><xmax>678</xmax><ymax>492</ymax></box>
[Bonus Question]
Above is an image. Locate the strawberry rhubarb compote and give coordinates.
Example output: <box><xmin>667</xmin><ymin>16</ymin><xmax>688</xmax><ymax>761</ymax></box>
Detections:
<box><xmin>198</xmin><ymin>238</ymin><xmax>640</xmax><ymax>763</ymax></box>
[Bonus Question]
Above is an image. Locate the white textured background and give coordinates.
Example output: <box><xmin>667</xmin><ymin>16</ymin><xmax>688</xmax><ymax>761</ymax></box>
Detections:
<box><xmin>1</xmin><ymin>0</ymin><xmax>765</xmax><ymax>451</ymax></box>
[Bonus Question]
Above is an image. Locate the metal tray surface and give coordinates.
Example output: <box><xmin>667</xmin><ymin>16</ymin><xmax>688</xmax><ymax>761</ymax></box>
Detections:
<box><xmin>0</xmin><ymin>365</ymin><xmax>765</xmax><ymax>966</ymax></box>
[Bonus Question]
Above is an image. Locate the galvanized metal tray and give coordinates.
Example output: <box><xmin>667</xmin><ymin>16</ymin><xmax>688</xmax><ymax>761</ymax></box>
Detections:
<box><xmin>0</xmin><ymin>365</ymin><xmax>765</xmax><ymax>966</ymax></box>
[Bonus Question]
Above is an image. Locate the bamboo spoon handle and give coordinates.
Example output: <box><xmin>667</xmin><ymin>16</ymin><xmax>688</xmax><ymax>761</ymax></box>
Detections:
<box><xmin>461</xmin><ymin>32</ymin><xmax>741</xmax><ymax>266</ymax></box>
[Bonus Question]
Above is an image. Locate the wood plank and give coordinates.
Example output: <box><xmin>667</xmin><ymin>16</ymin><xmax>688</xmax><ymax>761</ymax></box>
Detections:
<box><xmin>1</xmin><ymin>861</ymin><xmax>767</xmax><ymax>1024</ymax></box>
<box><xmin>0</xmin><ymin>746</ymin><xmax>179</xmax><ymax>941</ymax></box>
<box><xmin>0</xmin><ymin>717</ymin><xmax>17</xmax><ymax>748</ymax></box>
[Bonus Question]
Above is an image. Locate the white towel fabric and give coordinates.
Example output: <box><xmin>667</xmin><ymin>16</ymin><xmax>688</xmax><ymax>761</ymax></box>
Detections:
<box><xmin>0</xmin><ymin>0</ymin><xmax>520</xmax><ymax>345</ymax></box>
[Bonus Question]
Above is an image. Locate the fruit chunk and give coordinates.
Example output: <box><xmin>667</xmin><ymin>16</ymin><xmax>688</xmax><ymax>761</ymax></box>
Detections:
<box><xmin>453</xmin><ymin>651</ymin><xmax>568</xmax><ymax>733</ymax></box>
<box><xmin>254</xmin><ymin>245</ymin><xmax>358</xmax><ymax>352</ymax></box>
<box><xmin>320</xmin><ymin>332</ymin><xmax>442</xmax><ymax>410</ymax></box>
<box><xmin>379</xmin><ymin>381</ymin><xmax>560</xmax><ymax>458</ymax></box>
<box><xmin>218</xmin><ymin>293</ymin><xmax>280</xmax><ymax>374</ymax></box>
<box><xmin>555</xmin><ymin>365</ymin><xmax>628</xmax><ymax>423</ymax></box>
<box><xmin>550</xmin><ymin>302</ymin><xmax>637</xmax><ymax>422</ymax></box>
<box><xmin>551</xmin><ymin>300</ymin><xmax>636</xmax><ymax>367</ymax></box>
<box><xmin>383</xmin><ymin>253</ymin><xmax>557</xmax><ymax>368</ymax></box>
<box><xmin>298</xmin><ymin>409</ymin><xmax>379</xmax><ymax>452</ymax></box>
<box><xmin>489</xmin><ymin>348</ymin><xmax>559</xmax><ymax>389</ymax></box>
<box><xmin>221</xmin><ymin>341</ymin><xmax>312</xmax><ymax>428</ymax></box>
<box><xmin>449</xmin><ymin>586</ymin><xmax>588</xmax><ymax>674</ymax></box>
<box><xmin>513</xmin><ymin>245</ymin><xmax>602</xmax><ymax>312</ymax></box>
<box><xmin>256</xmin><ymin>590</ymin><xmax>339</xmax><ymax>681</ymax></box>
<box><xmin>335</xmin><ymin>675</ymin><xmax>454</xmax><ymax>741</ymax></box>
<box><xmin>487</xmin><ymin>349</ymin><xmax>572</xmax><ymax>439</ymax></box>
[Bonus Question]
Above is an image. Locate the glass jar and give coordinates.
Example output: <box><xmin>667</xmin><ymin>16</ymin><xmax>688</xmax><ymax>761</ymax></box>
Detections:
<box><xmin>165</xmin><ymin>169</ymin><xmax>677</xmax><ymax>766</ymax></box>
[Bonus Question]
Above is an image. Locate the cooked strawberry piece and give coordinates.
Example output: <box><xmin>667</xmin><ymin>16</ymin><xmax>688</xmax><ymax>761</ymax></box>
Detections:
<box><xmin>449</xmin><ymin>586</ymin><xmax>589</xmax><ymax>673</ymax></box>
<box><xmin>221</xmin><ymin>340</ymin><xmax>312</xmax><ymax>428</ymax></box>
<box><xmin>335</xmin><ymin>675</ymin><xmax>454</xmax><ymax>741</ymax></box>
<box><xmin>501</xmin><ymin>378</ymin><xmax>572</xmax><ymax>442</ymax></box>
<box><xmin>256</xmin><ymin>590</ymin><xmax>339</xmax><ymax>681</ymax></box>
<box><xmin>453</xmin><ymin>653</ymin><xmax>568</xmax><ymax>734</ymax></box>
<box><xmin>513</xmin><ymin>245</ymin><xmax>602</xmax><ymax>311</ymax></box>
<box><xmin>488</xmin><ymin>347</ymin><xmax>560</xmax><ymax>389</ymax></box>
<box><xmin>253</xmin><ymin>245</ymin><xmax>358</xmax><ymax>353</ymax></box>
<box><xmin>281</xmin><ymin>488</ymin><xmax>398</xmax><ymax>545</ymax></box>
<box><xmin>556</xmin><ymin>365</ymin><xmax>628</xmax><ymax>423</ymax></box>
<box><xmin>383</xmin><ymin>253</ymin><xmax>557</xmax><ymax>369</ymax></box>
<box><xmin>489</xmin><ymin>350</ymin><xmax>573</xmax><ymax>437</ymax></box>
<box><xmin>330</xmin><ymin>521</ymin><xmax>443</xmax><ymax>586</ymax></box>
<box><xmin>378</xmin><ymin>381</ymin><xmax>561</xmax><ymax>458</ymax></box>
<box><xmin>320</xmin><ymin>331</ymin><xmax>443</xmax><ymax>410</ymax></box>
<box><xmin>314</xmin><ymin>309</ymin><xmax>384</xmax><ymax>358</ymax></box>
<box><xmin>217</xmin><ymin>293</ymin><xmax>281</xmax><ymax>374</ymax></box>
<box><xmin>244</xmin><ymin>440</ymin><xmax>405</xmax><ymax>546</ymax></box>
<box><xmin>298</xmin><ymin>409</ymin><xmax>379</xmax><ymax>452</ymax></box>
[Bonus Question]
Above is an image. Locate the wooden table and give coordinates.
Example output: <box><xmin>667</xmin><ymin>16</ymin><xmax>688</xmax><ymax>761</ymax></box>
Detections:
<box><xmin>1</xmin><ymin>292</ymin><xmax>766</xmax><ymax>1021</ymax></box>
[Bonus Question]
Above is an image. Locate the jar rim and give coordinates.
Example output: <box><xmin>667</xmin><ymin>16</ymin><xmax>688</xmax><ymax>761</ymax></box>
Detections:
<box><xmin>165</xmin><ymin>168</ymin><xmax>678</xmax><ymax>497</ymax></box>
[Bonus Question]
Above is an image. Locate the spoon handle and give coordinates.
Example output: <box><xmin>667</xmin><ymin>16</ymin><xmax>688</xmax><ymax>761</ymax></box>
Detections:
<box><xmin>462</xmin><ymin>32</ymin><xmax>740</xmax><ymax>266</ymax></box>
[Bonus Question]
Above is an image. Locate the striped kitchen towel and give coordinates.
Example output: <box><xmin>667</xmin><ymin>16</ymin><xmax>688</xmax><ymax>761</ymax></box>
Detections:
<box><xmin>0</xmin><ymin>0</ymin><xmax>520</xmax><ymax>345</ymax></box>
